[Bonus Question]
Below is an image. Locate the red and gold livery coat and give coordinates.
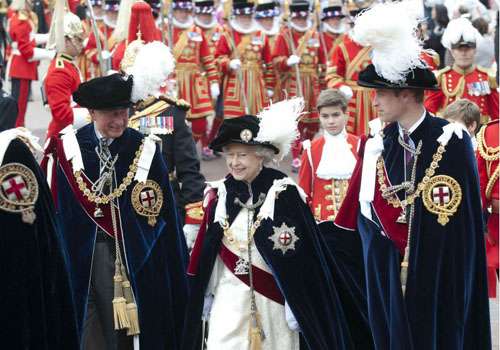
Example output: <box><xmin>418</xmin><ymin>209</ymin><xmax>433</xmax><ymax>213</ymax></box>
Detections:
<box><xmin>44</xmin><ymin>53</ymin><xmax>82</xmax><ymax>139</ymax></box>
<box><xmin>80</xmin><ymin>20</ymin><xmax>113</xmax><ymax>80</ymax></box>
<box><xmin>425</xmin><ymin>65</ymin><xmax>499</xmax><ymax>123</ymax></box>
<box><xmin>476</xmin><ymin>120</ymin><xmax>499</xmax><ymax>297</ymax></box>
<box><xmin>298</xmin><ymin>133</ymin><xmax>359</xmax><ymax>221</ymax></box>
<box><xmin>172</xmin><ymin>25</ymin><xmax>218</xmax><ymax>119</ymax></box>
<box><xmin>216</xmin><ymin>25</ymin><xmax>274</xmax><ymax>118</ymax></box>
<box><xmin>273</xmin><ymin>27</ymin><xmax>325</xmax><ymax>123</ymax></box>
<box><xmin>319</xmin><ymin>30</ymin><xmax>342</xmax><ymax>86</ymax></box>
<box><xmin>7</xmin><ymin>10</ymin><xmax>39</xmax><ymax>81</ymax></box>
<box><xmin>326</xmin><ymin>34</ymin><xmax>375</xmax><ymax>136</ymax></box>
<box><xmin>263</xmin><ymin>29</ymin><xmax>282</xmax><ymax>101</ymax></box>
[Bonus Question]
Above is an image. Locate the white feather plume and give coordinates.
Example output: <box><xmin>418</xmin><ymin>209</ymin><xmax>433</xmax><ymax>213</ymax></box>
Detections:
<box><xmin>254</xmin><ymin>97</ymin><xmax>304</xmax><ymax>161</ymax></box>
<box><xmin>441</xmin><ymin>17</ymin><xmax>482</xmax><ymax>50</ymax></box>
<box><xmin>350</xmin><ymin>0</ymin><xmax>426</xmax><ymax>84</ymax></box>
<box><xmin>111</xmin><ymin>0</ymin><xmax>138</xmax><ymax>43</ymax></box>
<box><xmin>130</xmin><ymin>41</ymin><xmax>175</xmax><ymax>103</ymax></box>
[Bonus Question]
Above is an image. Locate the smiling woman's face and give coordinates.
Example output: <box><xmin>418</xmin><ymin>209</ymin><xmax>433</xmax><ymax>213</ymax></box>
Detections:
<box><xmin>223</xmin><ymin>143</ymin><xmax>263</xmax><ymax>183</ymax></box>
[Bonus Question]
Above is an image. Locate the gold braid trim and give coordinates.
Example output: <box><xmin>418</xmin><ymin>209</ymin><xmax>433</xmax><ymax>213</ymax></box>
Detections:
<box><xmin>486</xmin><ymin>165</ymin><xmax>499</xmax><ymax>200</ymax></box>
<box><xmin>377</xmin><ymin>144</ymin><xmax>446</xmax><ymax>208</ymax></box>
<box><xmin>477</xmin><ymin>125</ymin><xmax>500</xmax><ymax>162</ymax></box>
<box><xmin>75</xmin><ymin>140</ymin><xmax>145</xmax><ymax>205</ymax></box>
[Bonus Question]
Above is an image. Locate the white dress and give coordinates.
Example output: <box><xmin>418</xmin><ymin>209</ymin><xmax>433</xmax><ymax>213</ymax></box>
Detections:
<box><xmin>206</xmin><ymin>204</ymin><xmax>300</xmax><ymax>350</ymax></box>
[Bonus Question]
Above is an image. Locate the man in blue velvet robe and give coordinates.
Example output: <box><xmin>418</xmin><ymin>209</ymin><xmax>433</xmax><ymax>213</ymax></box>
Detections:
<box><xmin>331</xmin><ymin>3</ymin><xmax>491</xmax><ymax>349</ymax></box>
<box><xmin>42</xmin><ymin>73</ymin><xmax>188</xmax><ymax>350</ymax></box>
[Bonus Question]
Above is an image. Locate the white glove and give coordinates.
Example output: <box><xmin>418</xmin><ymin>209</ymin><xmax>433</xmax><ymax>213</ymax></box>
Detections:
<box><xmin>29</xmin><ymin>48</ymin><xmax>56</xmax><ymax>62</ymax></box>
<box><xmin>286</xmin><ymin>54</ymin><xmax>300</xmax><ymax>66</ymax></box>
<box><xmin>202</xmin><ymin>294</ymin><xmax>214</xmax><ymax>321</ymax></box>
<box><xmin>229</xmin><ymin>58</ymin><xmax>242</xmax><ymax>70</ymax></box>
<box><xmin>338</xmin><ymin>85</ymin><xmax>353</xmax><ymax>100</ymax></box>
<box><xmin>183</xmin><ymin>224</ymin><xmax>200</xmax><ymax>251</ymax></box>
<box><xmin>101</xmin><ymin>50</ymin><xmax>112</xmax><ymax>60</ymax></box>
<box><xmin>33</xmin><ymin>33</ymin><xmax>49</xmax><ymax>45</ymax></box>
<box><xmin>285</xmin><ymin>302</ymin><xmax>300</xmax><ymax>331</ymax></box>
<box><xmin>267</xmin><ymin>89</ymin><xmax>274</xmax><ymax>98</ymax></box>
<box><xmin>210</xmin><ymin>82</ymin><xmax>220</xmax><ymax>99</ymax></box>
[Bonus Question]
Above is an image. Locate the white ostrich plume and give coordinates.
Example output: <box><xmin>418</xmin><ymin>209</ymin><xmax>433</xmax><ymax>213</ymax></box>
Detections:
<box><xmin>130</xmin><ymin>41</ymin><xmax>175</xmax><ymax>103</ymax></box>
<box><xmin>441</xmin><ymin>17</ymin><xmax>482</xmax><ymax>50</ymax></box>
<box><xmin>255</xmin><ymin>97</ymin><xmax>304</xmax><ymax>161</ymax></box>
<box><xmin>350</xmin><ymin>0</ymin><xmax>426</xmax><ymax>84</ymax></box>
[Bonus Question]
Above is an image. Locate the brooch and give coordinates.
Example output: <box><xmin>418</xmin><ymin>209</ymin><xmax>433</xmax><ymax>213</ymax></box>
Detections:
<box><xmin>0</xmin><ymin>163</ymin><xmax>39</xmax><ymax>224</ymax></box>
<box><xmin>268</xmin><ymin>222</ymin><xmax>299</xmax><ymax>255</ymax></box>
<box><xmin>422</xmin><ymin>175</ymin><xmax>462</xmax><ymax>226</ymax></box>
<box><xmin>131</xmin><ymin>180</ymin><xmax>163</xmax><ymax>226</ymax></box>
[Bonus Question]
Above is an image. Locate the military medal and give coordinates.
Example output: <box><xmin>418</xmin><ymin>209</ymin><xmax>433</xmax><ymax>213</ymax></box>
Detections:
<box><xmin>422</xmin><ymin>175</ymin><xmax>462</xmax><ymax>226</ymax></box>
<box><xmin>0</xmin><ymin>163</ymin><xmax>39</xmax><ymax>224</ymax></box>
<box><xmin>269</xmin><ymin>222</ymin><xmax>299</xmax><ymax>255</ymax></box>
<box><xmin>131</xmin><ymin>180</ymin><xmax>163</xmax><ymax>226</ymax></box>
<box><xmin>234</xmin><ymin>256</ymin><xmax>250</xmax><ymax>275</ymax></box>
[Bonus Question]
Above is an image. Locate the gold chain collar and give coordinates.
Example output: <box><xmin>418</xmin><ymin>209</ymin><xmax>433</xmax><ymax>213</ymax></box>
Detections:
<box><xmin>74</xmin><ymin>140</ymin><xmax>145</xmax><ymax>205</ymax></box>
<box><xmin>377</xmin><ymin>144</ymin><xmax>446</xmax><ymax>209</ymax></box>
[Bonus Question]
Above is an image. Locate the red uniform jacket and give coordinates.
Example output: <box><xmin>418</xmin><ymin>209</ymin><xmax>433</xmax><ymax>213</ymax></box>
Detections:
<box><xmin>45</xmin><ymin>54</ymin><xmax>81</xmax><ymax>139</ymax></box>
<box><xmin>476</xmin><ymin>120</ymin><xmax>499</xmax><ymax>297</ymax></box>
<box><xmin>299</xmin><ymin>133</ymin><xmax>359</xmax><ymax>221</ymax></box>
<box><xmin>8</xmin><ymin>11</ymin><xmax>38</xmax><ymax>80</ymax></box>
<box><xmin>425</xmin><ymin>65</ymin><xmax>499</xmax><ymax>122</ymax></box>
<box><xmin>273</xmin><ymin>27</ymin><xmax>325</xmax><ymax>123</ymax></box>
<box><xmin>216</xmin><ymin>26</ymin><xmax>274</xmax><ymax>118</ymax></box>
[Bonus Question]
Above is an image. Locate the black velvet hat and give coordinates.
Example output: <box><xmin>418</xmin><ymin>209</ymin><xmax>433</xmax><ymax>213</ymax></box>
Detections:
<box><xmin>289</xmin><ymin>0</ymin><xmax>310</xmax><ymax>13</ymax></box>
<box><xmin>73</xmin><ymin>74</ymin><xmax>134</xmax><ymax>110</ymax></box>
<box><xmin>209</xmin><ymin>115</ymin><xmax>279</xmax><ymax>153</ymax></box>
<box><xmin>357</xmin><ymin>64</ymin><xmax>439</xmax><ymax>90</ymax></box>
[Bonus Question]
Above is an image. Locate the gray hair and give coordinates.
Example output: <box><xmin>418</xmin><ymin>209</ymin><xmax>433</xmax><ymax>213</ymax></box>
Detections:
<box><xmin>254</xmin><ymin>146</ymin><xmax>276</xmax><ymax>165</ymax></box>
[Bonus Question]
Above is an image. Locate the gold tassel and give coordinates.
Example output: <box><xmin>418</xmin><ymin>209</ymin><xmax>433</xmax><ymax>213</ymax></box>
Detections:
<box><xmin>113</xmin><ymin>261</ymin><xmax>130</xmax><ymax>330</ymax></box>
<box><xmin>121</xmin><ymin>264</ymin><xmax>141</xmax><ymax>335</ymax></box>
<box><xmin>248</xmin><ymin>312</ymin><xmax>265</xmax><ymax>350</ymax></box>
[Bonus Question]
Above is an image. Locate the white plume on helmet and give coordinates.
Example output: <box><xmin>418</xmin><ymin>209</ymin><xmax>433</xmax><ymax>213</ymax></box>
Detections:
<box><xmin>441</xmin><ymin>17</ymin><xmax>482</xmax><ymax>50</ymax></box>
<box><xmin>350</xmin><ymin>0</ymin><xmax>426</xmax><ymax>84</ymax></box>
<box><xmin>254</xmin><ymin>97</ymin><xmax>304</xmax><ymax>161</ymax></box>
<box><xmin>130</xmin><ymin>41</ymin><xmax>175</xmax><ymax>103</ymax></box>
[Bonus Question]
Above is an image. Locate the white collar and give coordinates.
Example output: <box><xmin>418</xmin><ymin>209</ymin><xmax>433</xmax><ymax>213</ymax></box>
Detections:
<box><xmin>257</xmin><ymin>17</ymin><xmax>280</xmax><ymax>36</ymax></box>
<box><xmin>398</xmin><ymin>108</ymin><xmax>426</xmax><ymax>137</ymax></box>
<box><xmin>289</xmin><ymin>19</ymin><xmax>312</xmax><ymax>32</ymax></box>
<box><xmin>94</xmin><ymin>123</ymin><xmax>114</xmax><ymax>145</ymax></box>
<box><xmin>103</xmin><ymin>16</ymin><xmax>116</xmax><ymax>28</ymax></box>
<box><xmin>173</xmin><ymin>16</ymin><xmax>194</xmax><ymax>29</ymax></box>
<box><xmin>194</xmin><ymin>15</ymin><xmax>217</xmax><ymax>29</ymax></box>
<box><xmin>229</xmin><ymin>18</ymin><xmax>257</xmax><ymax>34</ymax></box>
<box><xmin>324</xmin><ymin>128</ymin><xmax>347</xmax><ymax>140</ymax></box>
<box><xmin>323</xmin><ymin>21</ymin><xmax>346</xmax><ymax>34</ymax></box>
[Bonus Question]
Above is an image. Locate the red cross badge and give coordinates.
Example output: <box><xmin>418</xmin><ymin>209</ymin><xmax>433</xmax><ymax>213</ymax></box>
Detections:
<box><xmin>0</xmin><ymin>163</ymin><xmax>39</xmax><ymax>224</ymax></box>
<box><xmin>269</xmin><ymin>222</ymin><xmax>299</xmax><ymax>254</ymax></box>
<box><xmin>132</xmin><ymin>180</ymin><xmax>164</xmax><ymax>226</ymax></box>
<box><xmin>423</xmin><ymin>175</ymin><xmax>462</xmax><ymax>226</ymax></box>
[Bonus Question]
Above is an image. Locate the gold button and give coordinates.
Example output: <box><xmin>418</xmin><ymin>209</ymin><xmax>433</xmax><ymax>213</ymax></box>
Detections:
<box><xmin>325</xmin><ymin>194</ymin><xmax>333</xmax><ymax>200</ymax></box>
<box><xmin>324</xmin><ymin>184</ymin><xmax>332</xmax><ymax>190</ymax></box>
<box><xmin>326</xmin><ymin>205</ymin><xmax>334</xmax><ymax>211</ymax></box>
<box><xmin>327</xmin><ymin>215</ymin><xmax>336</xmax><ymax>220</ymax></box>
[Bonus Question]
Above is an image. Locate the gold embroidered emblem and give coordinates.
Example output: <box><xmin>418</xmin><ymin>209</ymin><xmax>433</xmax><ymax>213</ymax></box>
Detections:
<box><xmin>422</xmin><ymin>175</ymin><xmax>462</xmax><ymax>226</ymax></box>
<box><xmin>0</xmin><ymin>163</ymin><xmax>39</xmax><ymax>224</ymax></box>
<box><xmin>131</xmin><ymin>180</ymin><xmax>163</xmax><ymax>226</ymax></box>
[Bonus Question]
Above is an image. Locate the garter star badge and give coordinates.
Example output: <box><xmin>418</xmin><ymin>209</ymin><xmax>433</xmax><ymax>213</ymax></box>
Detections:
<box><xmin>0</xmin><ymin>163</ymin><xmax>39</xmax><ymax>224</ymax></box>
<box><xmin>423</xmin><ymin>175</ymin><xmax>462</xmax><ymax>226</ymax></box>
<box><xmin>269</xmin><ymin>222</ymin><xmax>299</xmax><ymax>255</ymax></box>
<box><xmin>131</xmin><ymin>180</ymin><xmax>163</xmax><ymax>226</ymax></box>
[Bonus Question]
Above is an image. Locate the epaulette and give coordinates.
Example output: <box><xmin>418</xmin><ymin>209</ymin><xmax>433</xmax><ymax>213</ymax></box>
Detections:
<box><xmin>434</xmin><ymin>66</ymin><xmax>451</xmax><ymax>79</ymax></box>
<box><xmin>158</xmin><ymin>95</ymin><xmax>191</xmax><ymax>111</ymax></box>
<box><xmin>477</xmin><ymin>65</ymin><xmax>498</xmax><ymax>89</ymax></box>
<box><xmin>54</xmin><ymin>53</ymin><xmax>73</xmax><ymax>69</ymax></box>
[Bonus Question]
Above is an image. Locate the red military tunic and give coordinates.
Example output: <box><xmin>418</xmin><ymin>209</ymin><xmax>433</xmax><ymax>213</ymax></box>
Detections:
<box><xmin>45</xmin><ymin>53</ymin><xmax>82</xmax><ymax>139</ymax></box>
<box><xmin>299</xmin><ymin>132</ymin><xmax>359</xmax><ymax>221</ymax></box>
<box><xmin>8</xmin><ymin>10</ymin><xmax>39</xmax><ymax>81</ymax></box>
<box><xmin>476</xmin><ymin>120</ymin><xmax>499</xmax><ymax>298</ymax></box>
<box><xmin>171</xmin><ymin>25</ymin><xmax>218</xmax><ymax>120</ymax></box>
<box><xmin>425</xmin><ymin>65</ymin><xmax>499</xmax><ymax>123</ymax></box>
<box><xmin>326</xmin><ymin>34</ymin><xmax>375</xmax><ymax>136</ymax></box>
<box><xmin>81</xmin><ymin>20</ymin><xmax>112</xmax><ymax>80</ymax></box>
<box><xmin>273</xmin><ymin>27</ymin><xmax>324</xmax><ymax>123</ymax></box>
<box><xmin>420</xmin><ymin>49</ymin><xmax>440</xmax><ymax>71</ymax></box>
<box><xmin>216</xmin><ymin>25</ymin><xmax>274</xmax><ymax>118</ymax></box>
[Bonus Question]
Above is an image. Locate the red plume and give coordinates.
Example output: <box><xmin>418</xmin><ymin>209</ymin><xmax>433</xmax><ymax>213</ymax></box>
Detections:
<box><xmin>127</xmin><ymin>1</ymin><xmax>161</xmax><ymax>43</ymax></box>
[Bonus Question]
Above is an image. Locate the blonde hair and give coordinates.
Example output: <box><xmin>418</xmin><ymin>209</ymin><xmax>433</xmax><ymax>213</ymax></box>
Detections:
<box><xmin>442</xmin><ymin>99</ymin><xmax>481</xmax><ymax>133</ymax></box>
